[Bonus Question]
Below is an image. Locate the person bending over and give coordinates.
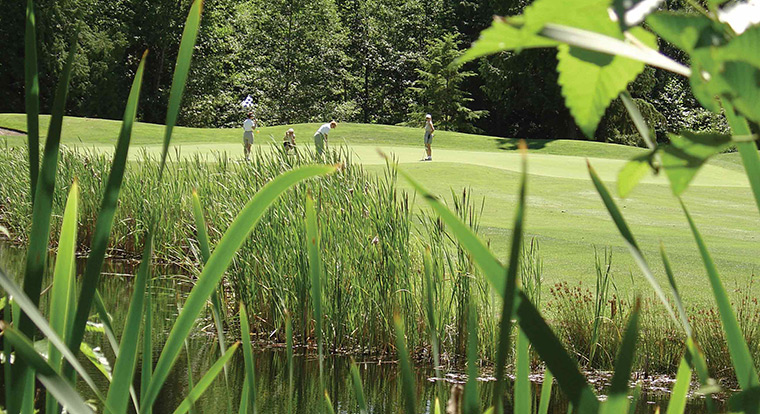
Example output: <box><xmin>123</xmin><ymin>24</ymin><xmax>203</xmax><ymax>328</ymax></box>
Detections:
<box><xmin>313</xmin><ymin>120</ymin><xmax>336</xmax><ymax>156</ymax></box>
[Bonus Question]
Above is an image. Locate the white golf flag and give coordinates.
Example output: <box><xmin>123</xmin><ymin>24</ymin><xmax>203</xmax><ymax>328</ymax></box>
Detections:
<box><xmin>241</xmin><ymin>95</ymin><xmax>254</xmax><ymax>108</ymax></box>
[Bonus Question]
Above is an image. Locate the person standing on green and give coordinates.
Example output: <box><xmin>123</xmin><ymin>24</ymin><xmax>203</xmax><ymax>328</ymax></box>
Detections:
<box><xmin>423</xmin><ymin>114</ymin><xmax>435</xmax><ymax>161</ymax></box>
<box><xmin>242</xmin><ymin>112</ymin><xmax>257</xmax><ymax>161</ymax></box>
<box><xmin>314</xmin><ymin>120</ymin><xmax>336</xmax><ymax>156</ymax></box>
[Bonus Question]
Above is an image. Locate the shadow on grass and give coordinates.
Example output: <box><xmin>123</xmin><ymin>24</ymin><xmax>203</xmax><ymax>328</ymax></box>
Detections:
<box><xmin>492</xmin><ymin>137</ymin><xmax>557</xmax><ymax>151</ymax></box>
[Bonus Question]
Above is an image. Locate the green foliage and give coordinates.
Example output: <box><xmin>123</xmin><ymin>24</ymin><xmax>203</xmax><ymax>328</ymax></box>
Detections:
<box><xmin>408</xmin><ymin>33</ymin><xmax>487</xmax><ymax>132</ymax></box>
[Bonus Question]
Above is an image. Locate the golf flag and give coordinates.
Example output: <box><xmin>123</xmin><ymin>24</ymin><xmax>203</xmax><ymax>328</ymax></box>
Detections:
<box><xmin>241</xmin><ymin>95</ymin><xmax>254</xmax><ymax>108</ymax></box>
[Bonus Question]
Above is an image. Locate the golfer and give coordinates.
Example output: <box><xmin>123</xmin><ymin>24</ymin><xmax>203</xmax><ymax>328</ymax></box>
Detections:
<box><xmin>423</xmin><ymin>114</ymin><xmax>435</xmax><ymax>161</ymax></box>
<box><xmin>283</xmin><ymin>128</ymin><xmax>296</xmax><ymax>153</ymax></box>
<box><xmin>314</xmin><ymin>121</ymin><xmax>336</xmax><ymax>156</ymax></box>
<box><xmin>242</xmin><ymin>112</ymin><xmax>257</xmax><ymax>160</ymax></box>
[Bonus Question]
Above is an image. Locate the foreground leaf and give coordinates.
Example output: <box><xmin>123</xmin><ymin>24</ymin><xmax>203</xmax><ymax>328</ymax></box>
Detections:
<box><xmin>46</xmin><ymin>181</ymin><xmax>79</xmax><ymax>414</ymax></box>
<box><xmin>67</xmin><ymin>50</ymin><xmax>148</xmax><ymax>365</ymax></box>
<box><xmin>603</xmin><ymin>299</ymin><xmax>640</xmax><ymax>413</ymax></box>
<box><xmin>618</xmin><ymin>154</ymin><xmax>653</xmax><ymax>198</ymax></box>
<box><xmin>25</xmin><ymin>0</ymin><xmax>40</xmax><ymax>204</ymax></box>
<box><xmin>239</xmin><ymin>303</ymin><xmax>257</xmax><ymax>414</ymax></box>
<box><xmin>0</xmin><ymin>322</ymin><xmax>93</xmax><ymax>414</ymax></box>
<box><xmin>172</xmin><ymin>342</ymin><xmax>240</xmax><ymax>414</ymax></box>
<box><xmin>680</xmin><ymin>199</ymin><xmax>760</xmax><ymax>389</ymax></box>
<box><xmin>666</xmin><ymin>358</ymin><xmax>692</xmax><ymax>414</ymax></box>
<box><xmin>159</xmin><ymin>0</ymin><xmax>204</xmax><ymax>178</ymax></box>
<box><xmin>660</xmin><ymin>132</ymin><xmax>733</xmax><ymax>195</ymax></box>
<box><xmin>394</xmin><ymin>315</ymin><xmax>417</xmax><ymax>414</ymax></box>
<box><xmin>106</xmin><ymin>238</ymin><xmax>152</xmax><ymax>413</ymax></box>
<box><xmin>556</xmin><ymin>27</ymin><xmax>656</xmax><ymax>138</ymax></box>
<box><xmin>141</xmin><ymin>165</ymin><xmax>334</xmax><ymax>409</ymax></box>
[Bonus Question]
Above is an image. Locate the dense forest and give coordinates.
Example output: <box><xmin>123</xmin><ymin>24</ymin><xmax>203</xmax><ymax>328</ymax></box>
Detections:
<box><xmin>0</xmin><ymin>0</ymin><xmax>727</xmax><ymax>141</ymax></box>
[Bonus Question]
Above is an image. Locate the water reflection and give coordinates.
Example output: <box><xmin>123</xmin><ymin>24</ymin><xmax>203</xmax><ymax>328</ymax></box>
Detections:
<box><xmin>0</xmin><ymin>244</ymin><xmax>716</xmax><ymax>413</ymax></box>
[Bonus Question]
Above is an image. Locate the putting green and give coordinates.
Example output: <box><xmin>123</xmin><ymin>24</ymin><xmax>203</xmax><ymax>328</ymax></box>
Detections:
<box><xmin>2</xmin><ymin>113</ymin><xmax>758</xmax><ymax>305</ymax></box>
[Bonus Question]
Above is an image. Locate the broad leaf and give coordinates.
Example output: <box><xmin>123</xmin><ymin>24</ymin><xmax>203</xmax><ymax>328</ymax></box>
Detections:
<box><xmin>646</xmin><ymin>12</ymin><xmax>721</xmax><ymax>53</ymax></box>
<box><xmin>459</xmin><ymin>18</ymin><xmax>557</xmax><ymax>63</ymax></box>
<box><xmin>618</xmin><ymin>154</ymin><xmax>652</xmax><ymax>198</ymax></box>
<box><xmin>715</xmin><ymin>25</ymin><xmax>760</xmax><ymax>69</ymax></box>
<box><xmin>556</xmin><ymin>27</ymin><xmax>656</xmax><ymax>137</ymax></box>
<box><xmin>660</xmin><ymin>131</ymin><xmax>733</xmax><ymax>195</ymax></box>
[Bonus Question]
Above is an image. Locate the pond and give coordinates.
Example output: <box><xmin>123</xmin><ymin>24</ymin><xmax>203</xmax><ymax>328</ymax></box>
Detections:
<box><xmin>0</xmin><ymin>243</ymin><xmax>717</xmax><ymax>413</ymax></box>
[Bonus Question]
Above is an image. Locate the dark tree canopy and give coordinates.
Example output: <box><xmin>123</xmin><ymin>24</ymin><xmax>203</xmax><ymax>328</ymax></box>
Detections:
<box><xmin>0</xmin><ymin>0</ymin><xmax>724</xmax><ymax>141</ymax></box>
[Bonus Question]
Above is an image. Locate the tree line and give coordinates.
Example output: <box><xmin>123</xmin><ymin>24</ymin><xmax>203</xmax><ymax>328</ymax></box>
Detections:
<box><xmin>0</xmin><ymin>0</ymin><xmax>726</xmax><ymax>142</ymax></box>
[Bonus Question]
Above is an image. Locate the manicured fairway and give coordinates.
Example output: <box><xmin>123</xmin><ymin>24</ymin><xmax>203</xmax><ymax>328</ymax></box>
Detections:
<box><xmin>2</xmin><ymin>113</ymin><xmax>758</xmax><ymax>305</ymax></box>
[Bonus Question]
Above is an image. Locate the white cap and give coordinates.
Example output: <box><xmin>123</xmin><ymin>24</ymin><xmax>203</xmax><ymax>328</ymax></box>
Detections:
<box><xmin>425</xmin><ymin>114</ymin><xmax>432</xmax><ymax>119</ymax></box>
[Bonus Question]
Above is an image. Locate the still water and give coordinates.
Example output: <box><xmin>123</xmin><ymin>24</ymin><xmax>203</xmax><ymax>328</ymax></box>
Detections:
<box><xmin>0</xmin><ymin>244</ymin><xmax>715</xmax><ymax>413</ymax></box>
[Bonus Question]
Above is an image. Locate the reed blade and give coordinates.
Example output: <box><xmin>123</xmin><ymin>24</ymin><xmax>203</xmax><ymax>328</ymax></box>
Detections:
<box><xmin>0</xmin><ymin>269</ymin><xmax>109</xmax><ymax>407</ymax></box>
<box><xmin>350</xmin><ymin>360</ymin><xmax>368</xmax><ymax>414</ymax></box>
<box><xmin>1</xmin><ymin>321</ymin><xmax>93</xmax><ymax>414</ymax></box>
<box><xmin>538</xmin><ymin>370</ymin><xmax>554</xmax><ymax>414</ymax></box>
<box><xmin>191</xmin><ymin>190</ymin><xmax>227</xmax><ymax>378</ymax></box>
<box><xmin>18</xmin><ymin>29</ymin><xmax>78</xmax><ymax>338</ymax></box>
<box><xmin>105</xmin><ymin>237</ymin><xmax>152</xmax><ymax>413</ymax></box>
<box><xmin>464</xmin><ymin>301</ymin><xmax>481</xmax><ymax>414</ymax></box>
<box><xmin>665</xmin><ymin>358</ymin><xmax>692</xmax><ymax>414</ymax></box>
<box><xmin>604</xmin><ymin>299</ymin><xmax>641</xmax><ymax>413</ymax></box>
<box><xmin>723</xmin><ymin>101</ymin><xmax>760</xmax><ymax>216</ymax></box>
<box><xmin>171</xmin><ymin>342</ymin><xmax>240</xmax><ymax>414</ymax></box>
<box><xmin>305</xmin><ymin>193</ymin><xmax>323</xmax><ymax>378</ymax></box>
<box><xmin>393</xmin><ymin>315</ymin><xmax>417</xmax><ymax>414</ymax></box>
<box><xmin>45</xmin><ymin>181</ymin><xmax>79</xmax><ymax>414</ymax></box>
<box><xmin>66</xmin><ymin>51</ymin><xmax>147</xmax><ymax>366</ymax></box>
<box><xmin>514</xmin><ymin>329</ymin><xmax>531</xmax><ymax>414</ymax></box>
<box><xmin>587</xmin><ymin>161</ymin><xmax>681</xmax><ymax>328</ymax></box>
<box><xmin>493</xmin><ymin>143</ymin><xmax>526</xmax><ymax>413</ymax></box>
<box><xmin>141</xmin><ymin>290</ymin><xmax>154</xmax><ymax>414</ymax></box>
<box><xmin>142</xmin><ymin>164</ymin><xmax>333</xmax><ymax>409</ymax></box>
<box><xmin>24</xmin><ymin>0</ymin><xmax>39</xmax><ymax>204</ymax></box>
<box><xmin>515</xmin><ymin>292</ymin><xmax>599</xmax><ymax>413</ymax></box>
<box><xmin>680</xmin><ymin>198</ymin><xmax>760</xmax><ymax>389</ymax></box>
<box><xmin>397</xmin><ymin>168</ymin><xmax>505</xmax><ymax>293</ymax></box>
<box><xmin>239</xmin><ymin>302</ymin><xmax>257</xmax><ymax>414</ymax></box>
<box><xmin>159</xmin><ymin>0</ymin><xmax>204</xmax><ymax>178</ymax></box>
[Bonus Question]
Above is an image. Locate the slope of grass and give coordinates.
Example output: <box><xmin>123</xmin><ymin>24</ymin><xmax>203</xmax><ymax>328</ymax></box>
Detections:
<box><xmin>1</xmin><ymin>113</ymin><xmax>757</xmax><ymax>306</ymax></box>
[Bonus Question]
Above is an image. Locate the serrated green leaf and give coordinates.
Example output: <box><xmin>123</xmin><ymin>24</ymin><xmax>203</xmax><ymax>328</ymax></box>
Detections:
<box><xmin>646</xmin><ymin>12</ymin><xmax>719</xmax><ymax>53</ymax></box>
<box><xmin>459</xmin><ymin>18</ymin><xmax>557</xmax><ymax>63</ymax></box>
<box><xmin>721</xmin><ymin>62</ymin><xmax>760</xmax><ymax>124</ymax></box>
<box><xmin>715</xmin><ymin>25</ymin><xmax>760</xmax><ymax>69</ymax></box>
<box><xmin>660</xmin><ymin>131</ymin><xmax>733</xmax><ymax>195</ymax></box>
<box><xmin>556</xmin><ymin>27</ymin><xmax>655</xmax><ymax>138</ymax></box>
<box><xmin>618</xmin><ymin>154</ymin><xmax>652</xmax><ymax>198</ymax></box>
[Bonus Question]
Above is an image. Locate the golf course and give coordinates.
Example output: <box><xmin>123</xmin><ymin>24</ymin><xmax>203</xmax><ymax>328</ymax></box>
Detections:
<box><xmin>1</xmin><ymin>113</ymin><xmax>757</xmax><ymax>307</ymax></box>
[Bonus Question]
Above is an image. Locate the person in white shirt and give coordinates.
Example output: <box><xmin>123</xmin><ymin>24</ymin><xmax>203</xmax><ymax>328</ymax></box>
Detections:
<box><xmin>242</xmin><ymin>112</ymin><xmax>257</xmax><ymax>160</ymax></box>
<box><xmin>423</xmin><ymin>114</ymin><xmax>435</xmax><ymax>161</ymax></box>
<box><xmin>313</xmin><ymin>120</ymin><xmax>336</xmax><ymax>156</ymax></box>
